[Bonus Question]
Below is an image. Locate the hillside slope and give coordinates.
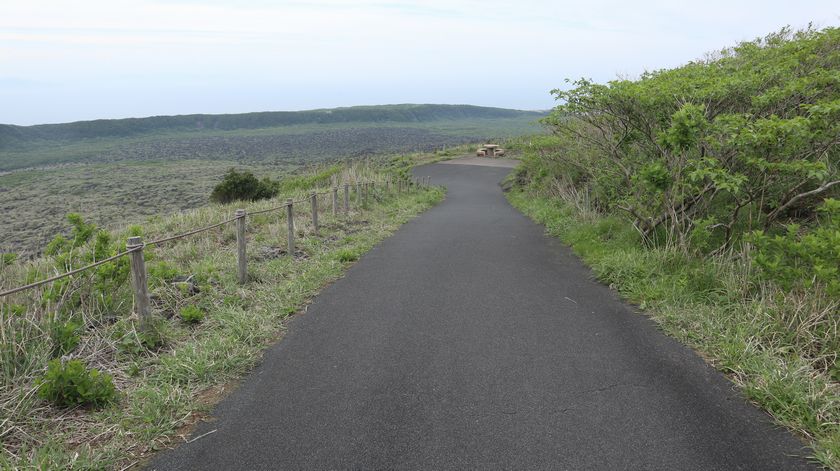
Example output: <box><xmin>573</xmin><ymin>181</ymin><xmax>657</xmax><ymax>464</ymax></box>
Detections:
<box><xmin>0</xmin><ymin>104</ymin><xmax>542</xmax><ymax>149</ymax></box>
<box><xmin>0</xmin><ymin>105</ymin><xmax>544</xmax><ymax>172</ymax></box>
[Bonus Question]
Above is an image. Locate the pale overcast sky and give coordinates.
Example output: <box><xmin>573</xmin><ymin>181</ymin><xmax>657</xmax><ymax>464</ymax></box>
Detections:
<box><xmin>1</xmin><ymin>1</ymin><xmax>838</xmax><ymax>125</ymax></box>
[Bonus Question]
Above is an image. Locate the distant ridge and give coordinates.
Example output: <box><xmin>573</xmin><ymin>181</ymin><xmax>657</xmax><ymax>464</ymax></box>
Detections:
<box><xmin>0</xmin><ymin>104</ymin><xmax>543</xmax><ymax>149</ymax></box>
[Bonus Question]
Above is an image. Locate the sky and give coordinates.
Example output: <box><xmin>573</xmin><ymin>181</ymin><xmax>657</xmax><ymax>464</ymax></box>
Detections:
<box><xmin>0</xmin><ymin>1</ymin><xmax>838</xmax><ymax>125</ymax></box>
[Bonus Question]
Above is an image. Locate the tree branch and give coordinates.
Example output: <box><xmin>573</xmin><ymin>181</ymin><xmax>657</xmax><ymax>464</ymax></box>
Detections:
<box><xmin>766</xmin><ymin>179</ymin><xmax>840</xmax><ymax>225</ymax></box>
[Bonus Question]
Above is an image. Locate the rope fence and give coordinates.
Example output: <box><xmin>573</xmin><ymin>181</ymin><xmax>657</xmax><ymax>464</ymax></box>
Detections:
<box><xmin>0</xmin><ymin>246</ymin><xmax>143</xmax><ymax>297</ymax></box>
<box><xmin>145</xmin><ymin>216</ymin><xmax>239</xmax><ymax>247</ymax></box>
<box><xmin>0</xmin><ymin>175</ymin><xmax>433</xmax><ymax>328</ymax></box>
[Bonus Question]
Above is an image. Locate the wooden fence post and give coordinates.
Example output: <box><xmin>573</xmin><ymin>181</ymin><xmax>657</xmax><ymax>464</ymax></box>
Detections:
<box><xmin>126</xmin><ymin>236</ymin><xmax>151</xmax><ymax>329</ymax></box>
<box><xmin>310</xmin><ymin>192</ymin><xmax>319</xmax><ymax>234</ymax></box>
<box><xmin>426</xmin><ymin>176</ymin><xmax>431</xmax><ymax>188</ymax></box>
<box><xmin>286</xmin><ymin>199</ymin><xmax>294</xmax><ymax>256</ymax></box>
<box><xmin>332</xmin><ymin>186</ymin><xmax>338</xmax><ymax>216</ymax></box>
<box><xmin>344</xmin><ymin>183</ymin><xmax>350</xmax><ymax>214</ymax></box>
<box><xmin>235</xmin><ymin>209</ymin><xmax>247</xmax><ymax>284</ymax></box>
<box><xmin>356</xmin><ymin>182</ymin><xmax>362</xmax><ymax>208</ymax></box>
<box><xmin>363</xmin><ymin>182</ymin><xmax>369</xmax><ymax>207</ymax></box>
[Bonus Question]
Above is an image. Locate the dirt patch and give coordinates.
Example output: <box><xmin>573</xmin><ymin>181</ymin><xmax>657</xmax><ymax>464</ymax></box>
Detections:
<box><xmin>257</xmin><ymin>245</ymin><xmax>309</xmax><ymax>261</ymax></box>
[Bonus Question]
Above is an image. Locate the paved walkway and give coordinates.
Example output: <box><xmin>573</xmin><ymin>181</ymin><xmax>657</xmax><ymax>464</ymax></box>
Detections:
<box><xmin>439</xmin><ymin>156</ymin><xmax>520</xmax><ymax>168</ymax></box>
<box><xmin>149</xmin><ymin>162</ymin><xmax>815</xmax><ymax>470</ymax></box>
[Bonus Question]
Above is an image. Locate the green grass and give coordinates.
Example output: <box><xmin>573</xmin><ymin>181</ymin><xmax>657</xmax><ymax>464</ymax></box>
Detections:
<box><xmin>0</xmin><ymin>169</ymin><xmax>444</xmax><ymax>469</ymax></box>
<box><xmin>508</xmin><ymin>188</ymin><xmax>840</xmax><ymax>470</ymax></box>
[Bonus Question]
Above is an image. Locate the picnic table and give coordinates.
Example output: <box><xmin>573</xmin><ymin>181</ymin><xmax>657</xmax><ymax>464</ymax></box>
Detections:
<box><xmin>476</xmin><ymin>144</ymin><xmax>504</xmax><ymax>157</ymax></box>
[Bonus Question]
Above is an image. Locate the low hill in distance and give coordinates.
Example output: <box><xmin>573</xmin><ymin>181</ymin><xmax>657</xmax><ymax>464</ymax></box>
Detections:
<box><xmin>0</xmin><ymin>104</ymin><xmax>542</xmax><ymax>146</ymax></box>
<box><xmin>0</xmin><ymin>104</ymin><xmax>545</xmax><ymax>254</ymax></box>
<box><xmin>0</xmin><ymin>104</ymin><xmax>545</xmax><ymax>171</ymax></box>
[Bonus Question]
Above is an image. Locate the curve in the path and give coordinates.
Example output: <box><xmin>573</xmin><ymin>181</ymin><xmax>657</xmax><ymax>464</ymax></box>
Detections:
<box><xmin>149</xmin><ymin>161</ymin><xmax>816</xmax><ymax>470</ymax></box>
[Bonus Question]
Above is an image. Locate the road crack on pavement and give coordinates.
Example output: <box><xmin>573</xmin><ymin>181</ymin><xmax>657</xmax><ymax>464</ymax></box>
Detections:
<box><xmin>552</xmin><ymin>383</ymin><xmax>649</xmax><ymax>415</ymax></box>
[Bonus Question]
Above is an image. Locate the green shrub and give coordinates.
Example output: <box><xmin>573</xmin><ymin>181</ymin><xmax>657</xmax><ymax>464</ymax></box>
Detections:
<box><xmin>210</xmin><ymin>168</ymin><xmax>279</xmax><ymax>204</ymax></box>
<box><xmin>750</xmin><ymin>199</ymin><xmax>840</xmax><ymax>296</ymax></box>
<box><xmin>40</xmin><ymin>214</ymin><xmax>131</xmax><ymax>313</ymax></box>
<box><xmin>148</xmin><ymin>261</ymin><xmax>179</xmax><ymax>283</ymax></box>
<box><xmin>1</xmin><ymin>252</ymin><xmax>17</xmax><ymax>265</ymax></box>
<box><xmin>537</xmin><ymin>26</ymin><xmax>840</xmax><ymax>253</ymax></box>
<box><xmin>37</xmin><ymin>359</ymin><xmax>117</xmax><ymax>408</ymax></box>
<box><xmin>179</xmin><ymin>305</ymin><xmax>205</xmax><ymax>324</ymax></box>
<box><xmin>49</xmin><ymin>320</ymin><xmax>81</xmax><ymax>357</ymax></box>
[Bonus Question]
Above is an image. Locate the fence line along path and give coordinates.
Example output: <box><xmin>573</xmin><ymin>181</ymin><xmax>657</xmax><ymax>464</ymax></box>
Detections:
<box><xmin>0</xmin><ymin>176</ymin><xmax>432</xmax><ymax>331</ymax></box>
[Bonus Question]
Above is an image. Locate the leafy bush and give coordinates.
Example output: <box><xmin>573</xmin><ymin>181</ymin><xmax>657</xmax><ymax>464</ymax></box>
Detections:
<box><xmin>751</xmin><ymin>199</ymin><xmax>840</xmax><ymax>296</ymax></box>
<box><xmin>536</xmin><ymin>26</ymin><xmax>839</xmax><ymax>253</ymax></box>
<box><xmin>148</xmin><ymin>261</ymin><xmax>179</xmax><ymax>283</ymax></box>
<box><xmin>179</xmin><ymin>305</ymin><xmax>205</xmax><ymax>324</ymax></box>
<box><xmin>49</xmin><ymin>320</ymin><xmax>81</xmax><ymax>357</ymax></box>
<box><xmin>210</xmin><ymin>169</ymin><xmax>279</xmax><ymax>204</ymax></box>
<box><xmin>37</xmin><ymin>359</ymin><xmax>117</xmax><ymax>408</ymax></box>
<box><xmin>40</xmin><ymin>214</ymin><xmax>131</xmax><ymax>313</ymax></box>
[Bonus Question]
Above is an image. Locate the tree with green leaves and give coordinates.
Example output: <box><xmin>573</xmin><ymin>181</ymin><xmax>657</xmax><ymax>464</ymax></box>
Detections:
<box><xmin>540</xmin><ymin>26</ymin><xmax>839</xmax><ymax>255</ymax></box>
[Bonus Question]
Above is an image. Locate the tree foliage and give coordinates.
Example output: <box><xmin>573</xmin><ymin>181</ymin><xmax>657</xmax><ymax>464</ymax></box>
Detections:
<box><xmin>527</xmin><ymin>26</ymin><xmax>839</xmax><ymax>296</ymax></box>
<box><xmin>536</xmin><ymin>27</ymin><xmax>839</xmax><ymax>253</ymax></box>
<box><xmin>209</xmin><ymin>169</ymin><xmax>279</xmax><ymax>204</ymax></box>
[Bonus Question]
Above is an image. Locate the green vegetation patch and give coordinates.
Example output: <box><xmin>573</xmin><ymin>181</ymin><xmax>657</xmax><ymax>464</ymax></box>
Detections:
<box><xmin>505</xmin><ymin>25</ymin><xmax>840</xmax><ymax>469</ymax></box>
<box><xmin>36</xmin><ymin>359</ymin><xmax>117</xmax><ymax>409</ymax></box>
<box><xmin>0</xmin><ymin>166</ymin><xmax>444</xmax><ymax>468</ymax></box>
<box><xmin>509</xmin><ymin>187</ymin><xmax>840</xmax><ymax>469</ymax></box>
<box><xmin>210</xmin><ymin>168</ymin><xmax>280</xmax><ymax>204</ymax></box>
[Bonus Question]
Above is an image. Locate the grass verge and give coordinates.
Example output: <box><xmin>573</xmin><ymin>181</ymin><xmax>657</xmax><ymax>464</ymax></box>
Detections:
<box><xmin>0</xmin><ymin>178</ymin><xmax>444</xmax><ymax>469</ymax></box>
<box><xmin>508</xmin><ymin>187</ymin><xmax>840</xmax><ymax>470</ymax></box>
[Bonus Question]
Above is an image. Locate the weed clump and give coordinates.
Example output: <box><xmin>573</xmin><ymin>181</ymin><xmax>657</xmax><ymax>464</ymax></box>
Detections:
<box><xmin>37</xmin><ymin>359</ymin><xmax>117</xmax><ymax>408</ymax></box>
<box><xmin>334</xmin><ymin>248</ymin><xmax>359</xmax><ymax>262</ymax></box>
<box><xmin>115</xmin><ymin>319</ymin><xmax>167</xmax><ymax>355</ymax></box>
<box><xmin>49</xmin><ymin>320</ymin><xmax>81</xmax><ymax>357</ymax></box>
<box><xmin>179</xmin><ymin>305</ymin><xmax>205</xmax><ymax>324</ymax></box>
<box><xmin>1</xmin><ymin>253</ymin><xmax>17</xmax><ymax>265</ymax></box>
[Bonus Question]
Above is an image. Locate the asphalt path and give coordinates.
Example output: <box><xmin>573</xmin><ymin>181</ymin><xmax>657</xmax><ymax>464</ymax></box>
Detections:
<box><xmin>149</xmin><ymin>160</ymin><xmax>816</xmax><ymax>470</ymax></box>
